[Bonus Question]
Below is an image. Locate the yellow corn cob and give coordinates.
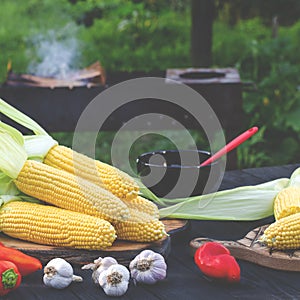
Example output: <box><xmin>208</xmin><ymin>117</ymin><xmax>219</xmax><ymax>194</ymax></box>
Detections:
<box><xmin>14</xmin><ymin>160</ymin><xmax>129</xmax><ymax>223</ymax></box>
<box><xmin>44</xmin><ymin>145</ymin><xmax>139</xmax><ymax>200</ymax></box>
<box><xmin>0</xmin><ymin>201</ymin><xmax>116</xmax><ymax>250</ymax></box>
<box><xmin>273</xmin><ymin>186</ymin><xmax>300</xmax><ymax>220</ymax></box>
<box><xmin>113</xmin><ymin>208</ymin><xmax>166</xmax><ymax>242</ymax></box>
<box><xmin>260</xmin><ymin>212</ymin><xmax>300</xmax><ymax>250</ymax></box>
<box><xmin>44</xmin><ymin>145</ymin><xmax>160</xmax><ymax>218</ymax></box>
<box><xmin>124</xmin><ymin>196</ymin><xmax>159</xmax><ymax>219</ymax></box>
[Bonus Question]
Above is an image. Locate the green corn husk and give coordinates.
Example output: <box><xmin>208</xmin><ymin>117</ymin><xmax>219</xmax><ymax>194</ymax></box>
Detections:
<box><xmin>138</xmin><ymin>165</ymin><xmax>300</xmax><ymax>221</ymax></box>
<box><xmin>0</xmin><ymin>98</ymin><xmax>47</xmax><ymax>135</ymax></box>
<box><xmin>138</xmin><ymin>177</ymin><xmax>291</xmax><ymax>220</ymax></box>
<box><xmin>0</xmin><ymin>194</ymin><xmax>42</xmax><ymax>208</ymax></box>
<box><xmin>0</xmin><ymin>98</ymin><xmax>56</xmax><ymax>161</ymax></box>
<box><xmin>0</xmin><ymin>97</ymin><xmax>300</xmax><ymax>221</ymax></box>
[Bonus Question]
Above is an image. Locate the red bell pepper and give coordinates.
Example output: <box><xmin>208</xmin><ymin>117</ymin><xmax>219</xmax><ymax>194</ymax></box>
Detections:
<box><xmin>0</xmin><ymin>260</ymin><xmax>22</xmax><ymax>296</ymax></box>
<box><xmin>194</xmin><ymin>241</ymin><xmax>240</xmax><ymax>283</ymax></box>
<box><xmin>0</xmin><ymin>243</ymin><xmax>42</xmax><ymax>276</ymax></box>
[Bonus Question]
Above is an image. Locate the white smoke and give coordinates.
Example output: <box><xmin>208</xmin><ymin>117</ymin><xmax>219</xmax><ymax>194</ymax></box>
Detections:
<box><xmin>27</xmin><ymin>23</ymin><xmax>82</xmax><ymax>79</ymax></box>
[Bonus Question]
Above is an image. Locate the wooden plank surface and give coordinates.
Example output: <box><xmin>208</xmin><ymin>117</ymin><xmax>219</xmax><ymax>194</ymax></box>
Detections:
<box><xmin>5</xmin><ymin>165</ymin><xmax>300</xmax><ymax>300</ymax></box>
<box><xmin>0</xmin><ymin>219</ymin><xmax>188</xmax><ymax>266</ymax></box>
<box><xmin>190</xmin><ymin>224</ymin><xmax>300</xmax><ymax>272</ymax></box>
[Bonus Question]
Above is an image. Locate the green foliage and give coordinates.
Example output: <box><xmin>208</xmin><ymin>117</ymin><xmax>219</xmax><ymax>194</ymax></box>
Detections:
<box><xmin>1</xmin><ymin>1</ymin><xmax>300</xmax><ymax>168</ymax></box>
<box><xmin>216</xmin><ymin>0</ymin><xmax>300</xmax><ymax>26</ymax></box>
<box><xmin>0</xmin><ymin>0</ymin><xmax>77</xmax><ymax>80</ymax></box>
<box><xmin>77</xmin><ymin>2</ymin><xmax>191</xmax><ymax>71</ymax></box>
<box><xmin>0</xmin><ymin>0</ymin><xmax>191</xmax><ymax>81</ymax></box>
<box><xmin>213</xmin><ymin>18</ymin><xmax>300</xmax><ymax>167</ymax></box>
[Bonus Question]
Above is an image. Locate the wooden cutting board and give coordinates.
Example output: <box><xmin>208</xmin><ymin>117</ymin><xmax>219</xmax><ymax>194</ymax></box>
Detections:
<box><xmin>0</xmin><ymin>219</ymin><xmax>188</xmax><ymax>266</ymax></box>
<box><xmin>190</xmin><ymin>224</ymin><xmax>300</xmax><ymax>272</ymax></box>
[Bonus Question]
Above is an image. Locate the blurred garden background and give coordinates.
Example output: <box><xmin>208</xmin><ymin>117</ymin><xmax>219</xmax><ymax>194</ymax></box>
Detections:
<box><xmin>1</xmin><ymin>0</ymin><xmax>300</xmax><ymax>170</ymax></box>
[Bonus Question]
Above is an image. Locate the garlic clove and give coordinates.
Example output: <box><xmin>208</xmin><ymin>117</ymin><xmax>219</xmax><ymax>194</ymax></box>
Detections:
<box><xmin>43</xmin><ymin>258</ymin><xmax>82</xmax><ymax>289</ymax></box>
<box><xmin>102</xmin><ymin>281</ymin><xmax>129</xmax><ymax>297</ymax></box>
<box><xmin>82</xmin><ymin>256</ymin><xmax>118</xmax><ymax>286</ymax></box>
<box><xmin>72</xmin><ymin>275</ymin><xmax>83</xmax><ymax>282</ymax></box>
<box><xmin>45</xmin><ymin>258</ymin><xmax>73</xmax><ymax>278</ymax></box>
<box><xmin>129</xmin><ymin>250</ymin><xmax>167</xmax><ymax>285</ymax></box>
<box><xmin>150</xmin><ymin>265</ymin><xmax>167</xmax><ymax>281</ymax></box>
<box><xmin>99</xmin><ymin>264</ymin><xmax>130</xmax><ymax>297</ymax></box>
<box><xmin>100</xmin><ymin>257</ymin><xmax>118</xmax><ymax>270</ymax></box>
<box><xmin>43</xmin><ymin>276</ymin><xmax>73</xmax><ymax>289</ymax></box>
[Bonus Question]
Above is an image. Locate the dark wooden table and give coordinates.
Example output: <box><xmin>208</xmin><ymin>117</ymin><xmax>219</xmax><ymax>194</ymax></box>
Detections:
<box><xmin>4</xmin><ymin>164</ymin><xmax>300</xmax><ymax>300</ymax></box>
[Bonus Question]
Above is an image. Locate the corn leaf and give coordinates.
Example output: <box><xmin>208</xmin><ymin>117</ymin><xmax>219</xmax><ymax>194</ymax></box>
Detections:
<box><xmin>0</xmin><ymin>172</ymin><xmax>19</xmax><ymax>195</ymax></box>
<box><xmin>136</xmin><ymin>168</ymin><xmax>300</xmax><ymax>220</ymax></box>
<box><xmin>154</xmin><ymin>168</ymin><xmax>300</xmax><ymax>220</ymax></box>
<box><xmin>0</xmin><ymin>195</ymin><xmax>23</xmax><ymax>207</ymax></box>
<box><xmin>0</xmin><ymin>194</ymin><xmax>43</xmax><ymax>209</ymax></box>
<box><xmin>0</xmin><ymin>131</ymin><xmax>27</xmax><ymax>179</ymax></box>
<box><xmin>0</xmin><ymin>98</ymin><xmax>48</xmax><ymax>135</ymax></box>
<box><xmin>158</xmin><ymin>178</ymin><xmax>288</xmax><ymax>220</ymax></box>
<box><xmin>152</xmin><ymin>172</ymin><xmax>297</xmax><ymax>220</ymax></box>
<box><xmin>137</xmin><ymin>179</ymin><xmax>167</xmax><ymax>206</ymax></box>
<box><xmin>0</xmin><ymin>121</ymin><xmax>24</xmax><ymax>146</ymax></box>
<box><xmin>24</xmin><ymin>135</ymin><xmax>57</xmax><ymax>161</ymax></box>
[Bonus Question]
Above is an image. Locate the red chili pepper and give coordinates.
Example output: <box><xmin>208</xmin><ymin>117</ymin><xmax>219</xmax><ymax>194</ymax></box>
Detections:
<box><xmin>0</xmin><ymin>260</ymin><xmax>22</xmax><ymax>296</ymax></box>
<box><xmin>0</xmin><ymin>243</ymin><xmax>42</xmax><ymax>276</ymax></box>
<box><xmin>194</xmin><ymin>242</ymin><xmax>240</xmax><ymax>283</ymax></box>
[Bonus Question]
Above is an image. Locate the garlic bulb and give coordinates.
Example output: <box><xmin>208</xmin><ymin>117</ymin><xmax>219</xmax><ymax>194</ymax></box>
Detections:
<box><xmin>129</xmin><ymin>250</ymin><xmax>167</xmax><ymax>284</ymax></box>
<box><xmin>43</xmin><ymin>258</ymin><xmax>83</xmax><ymax>289</ymax></box>
<box><xmin>82</xmin><ymin>256</ymin><xmax>118</xmax><ymax>285</ymax></box>
<box><xmin>98</xmin><ymin>264</ymin><xmax>130</xmax><ymax>297</ymax></box>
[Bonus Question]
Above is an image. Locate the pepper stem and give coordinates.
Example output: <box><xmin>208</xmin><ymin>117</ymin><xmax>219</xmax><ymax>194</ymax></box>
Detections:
<box><xmin>2</xmin><ymin>268</ymin><xmax>18</xmax><ymax>289</ymax></box>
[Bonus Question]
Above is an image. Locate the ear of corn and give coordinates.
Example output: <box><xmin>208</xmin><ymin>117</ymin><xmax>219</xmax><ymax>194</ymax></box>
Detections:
<box><xmin>4</xmin><ymin>97</ymin><xmax>293</xmax><ymax>222</ymax></box>
<box><xmin>260</xmin><ymin>212</ymin><xmax>300</xmax><ymax>250</ymax></box>
<box><xmin>112</xmin><ymin>208</ymin><xmax>166</xmax><ymax>242</ymax></box>
<box><xmin>0</xmin><ymin>100</ymin><xmax>161</xmax><ymax>220</ymax></box>
<box><xmin>0</xmin><ymin>201</ymin><xmax>116</xmax><ymax>250</ymax></box>
<box><xmin>124</xmin><ymin>195</ymin><xmax>159</xmax><ymax>219</ymax></box>
<box><xmin>0</xmin><ymin>132</ymin><xmax>129</xmax><ymax>223</ymax></box>
<box><xmin>44</xmin><ymin>145</ymin><xmax>161</xmax><ymax>218</ymax></box>
<box><xmin>15</xmin><ymin>160</ymin><xmax>129</xmax><ymax>222</ymax></box>
<box><xmin>44</xmin><ymin>144</ymin><xmax>139</xmax><ymax>200</ymax></box>
<box><xmin>0</xmin><ymin>99</ymin><xmax>140</xmax><ymax>201</ymax></box>
<box><xmin>273</xmin><ymin>186</ymin><xmax>300</xmax><ymax>220</ymax></box>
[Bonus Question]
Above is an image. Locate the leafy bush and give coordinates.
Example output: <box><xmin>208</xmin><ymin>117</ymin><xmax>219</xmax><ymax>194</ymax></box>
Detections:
<box><xmin>213</xmin><ymin>18</ymin><xmax>300</xmax><ymax>167</ymax></box>
<box><xmin>1</xmin><ymin>1</ymin><xmax>300</xmax><ymax>168</ymax></box>
<box><xmin>76</xmin><ymin>1</ymin><xmax>191</xmax><ymax>71</ymax></box>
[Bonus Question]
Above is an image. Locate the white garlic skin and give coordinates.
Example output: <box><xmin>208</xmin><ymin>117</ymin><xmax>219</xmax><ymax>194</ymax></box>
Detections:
<box><xmin>99</xmin><ymin>264</ymin><xmax>130</xmax><ymax>297</ymax></box>
<box><xmin>129</xmin><ymin>250</ymin><xmax>167</xmax><ymax>284</ymax></box>
<box><xmin>43</xmin><ymin>258</ymin><xmax>82</xmax><ymax>289</ymax></box>
<box><xmin>82</xmin><ymin>256</ymin><xmax>118</xmax><ymax>285</ymax></box>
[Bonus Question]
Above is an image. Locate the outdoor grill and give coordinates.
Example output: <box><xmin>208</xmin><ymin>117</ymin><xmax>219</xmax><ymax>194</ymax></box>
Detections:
<box><xmin>0</xmin><ymin>61</ymin><xmax>107</xmax><ymax>132</ymax></box>
<box><xmin>5</xmin><ymin>61</ymin><xmax>106</xmax><ymax>88</ymax></box>
<box><xmin>166</xmin><ymin>67</ymin><xmax>244</xmax><ymax>138</ymax></box>
<box><xmin>166</xmin><ymin>68</ymin><xmax>244</xmax><ymax>169</ymax></box>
